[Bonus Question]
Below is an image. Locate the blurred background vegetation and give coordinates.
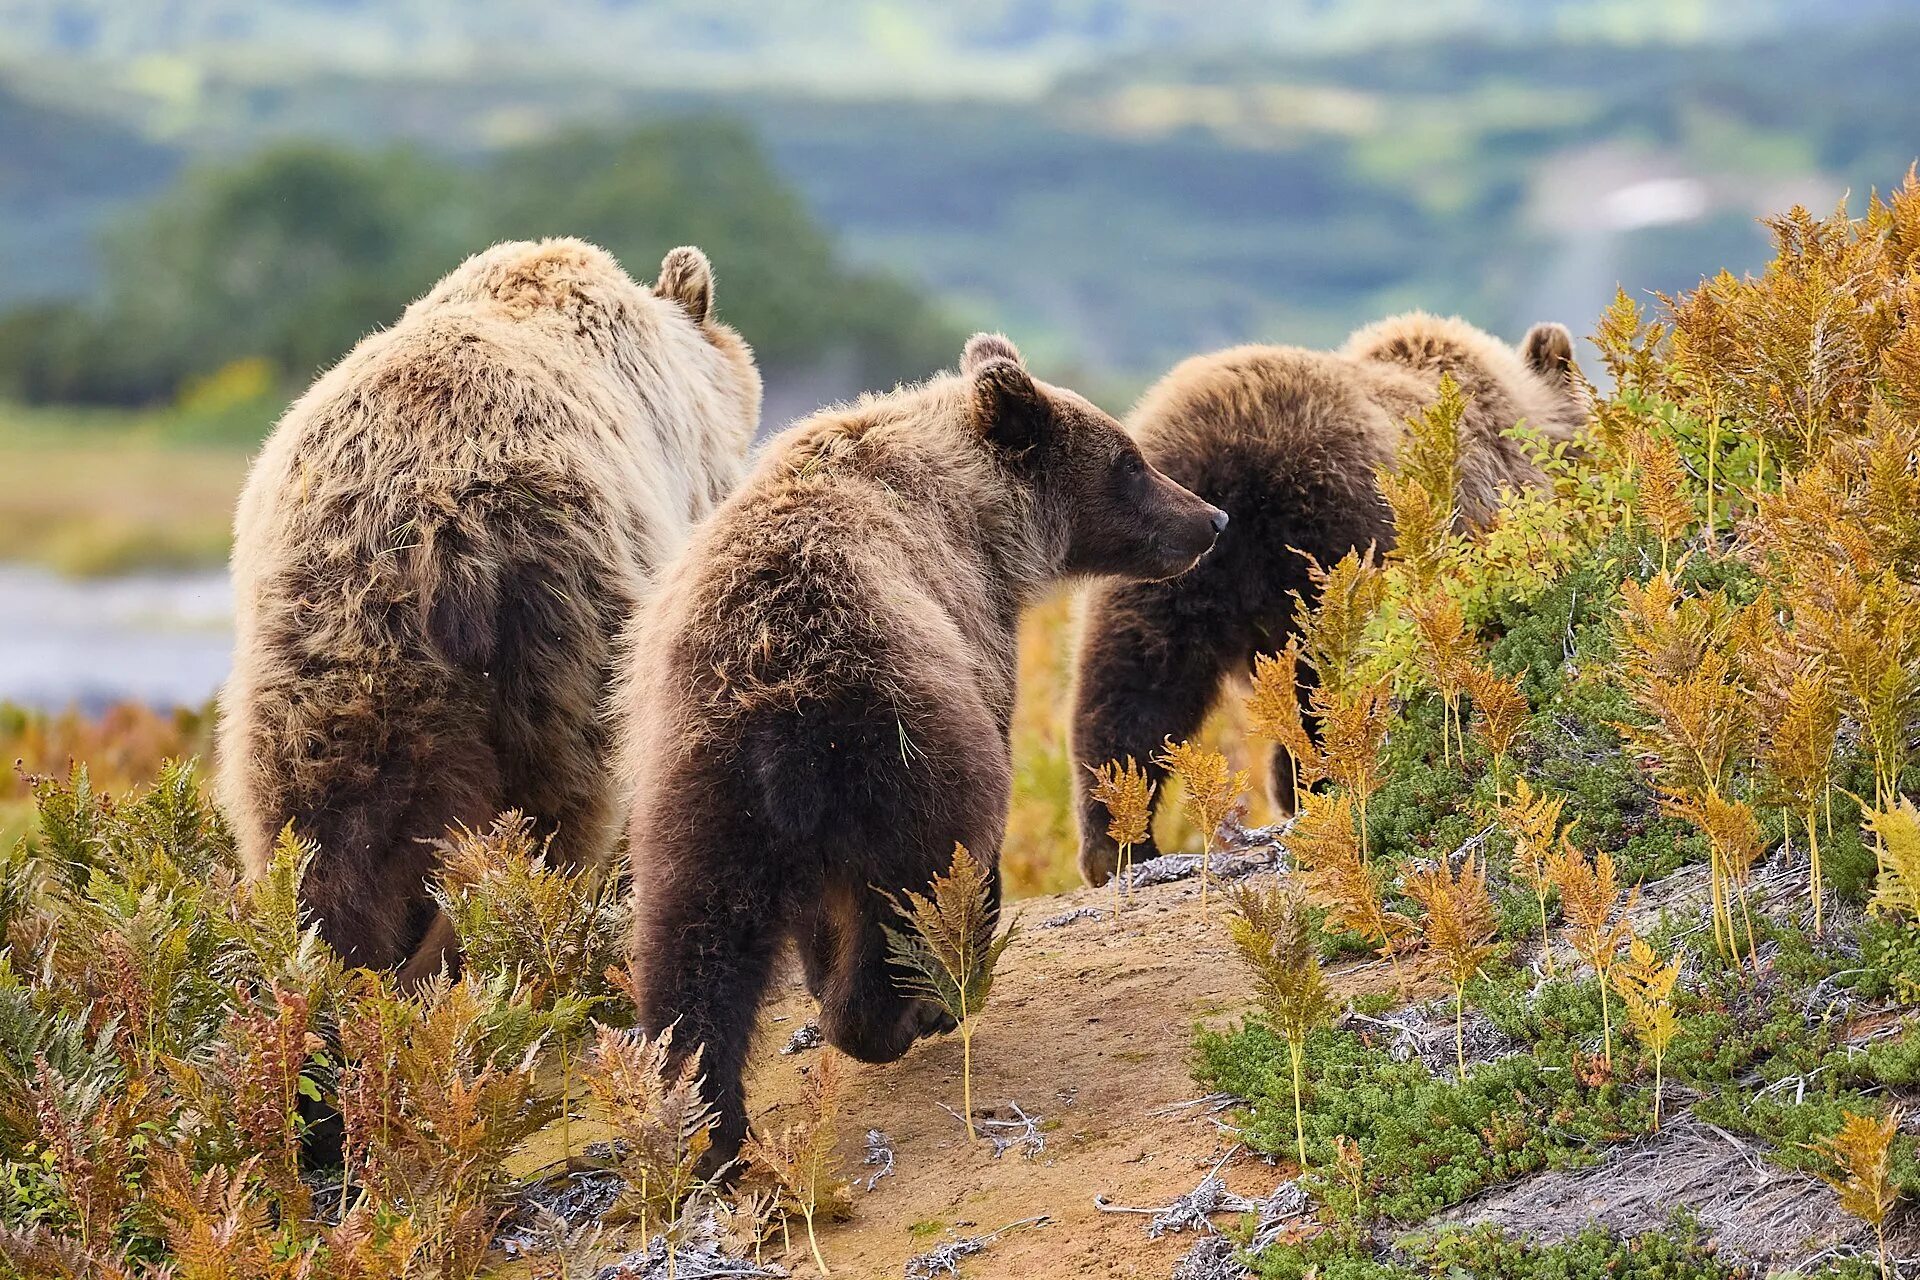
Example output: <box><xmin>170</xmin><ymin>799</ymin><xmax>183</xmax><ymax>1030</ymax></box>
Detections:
<box><xmin>2</xmin><ymin>0</ymin><xmax>1918</xmax><ymax>888</ymax></box>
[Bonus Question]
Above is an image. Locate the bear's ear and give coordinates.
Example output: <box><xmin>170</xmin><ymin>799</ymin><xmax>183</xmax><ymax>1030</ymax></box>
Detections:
<box><xmin>962</xmin><ymin>332</ymin><xmax>1023</xmax><ymax>375</ymax></box>
<box><xmin>1522</xmin><ymin>322</ymin><xmax>1577</xmax><ymax>384</ymax></box>
<box><xmin>655</xmin><ymin>246</ymin><xmax>713</xmax><ymax>323</ymax></box>
<box><xmin>970</xmin><ymin>356</ymin><xmax>1050</xmax><ymax>455</ymax></box>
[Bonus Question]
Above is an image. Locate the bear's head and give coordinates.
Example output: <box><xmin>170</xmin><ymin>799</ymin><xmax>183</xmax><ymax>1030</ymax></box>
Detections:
<box><xmin>961</xmin><ymin>333</ymin><xmax>1226</xmax><ymax>582</ymax></box>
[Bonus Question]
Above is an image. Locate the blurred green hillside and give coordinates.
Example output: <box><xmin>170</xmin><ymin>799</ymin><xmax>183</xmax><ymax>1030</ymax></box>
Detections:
<box><xmin>4</xmin><ymin>9</ymin><xmax>1920</xmax><ymax>423</ymax></box>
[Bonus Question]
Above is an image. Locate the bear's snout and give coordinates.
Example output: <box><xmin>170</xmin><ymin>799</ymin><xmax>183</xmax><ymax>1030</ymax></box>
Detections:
<box><xmin>1167</xmin><ymin>500</ymin><xmax>1227</xmax><ymax>565</ymax></box>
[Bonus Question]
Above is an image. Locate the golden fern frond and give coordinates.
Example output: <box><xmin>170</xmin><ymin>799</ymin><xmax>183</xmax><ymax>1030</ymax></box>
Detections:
<box><xmin>1317</xmin><ymin>679</ymin><xmax>1391</xmax><ymax>801</ymax></box>
<box><xmin>1404</xmin><ymin>853</ymin><xmax>1499</xmax><ymax>991</ymax></box>
<box><xmin>582</xmin><ymin>1022</ymin><xmax>715</xmax><ymax>1231</ymax></box>
<box><xmin>741</xmin><ymin>1053</ymin><xmax>852</xmax><ymax>1275</ymax></box>
<box><xmin>1612</xmin><ymin>934</ymin><xmax>1684</xmax><ymax>1131</ymax></box>
<box><xmin>1464</xmin><ymin>663</ymin><xmax>1530</xmax><ymax>760</ymax></box>
<box><xmin>1292</xmin><ymin>792</ymin><xmax>1413</xmax><ymax>971</ymax></box>
<box><xmin>1613</xmin><ymin>935</ymin><xmax>1683</xmax><ymax>1050</ymax></box>
<box><xmin>1547</xmin><ymin>834</ymin><xmax>1632</xmax><ymax>944</ymax></box>
<box><xmin>1225</xmin><ymin>881</ymin><xmax>1332</xmax><ymax>1040</ymax></box>
<box><xmin>1867</xmin><ymin>799</ymin><xmax>1920</xmax><ymax>920</ymax></box>
<box><xmin>1810</xmin><ymin>1109</ymin><xmax>1901</xmax><ymax>1236</ymax></box>
<box><xmin>1496</xmin><ymin>777</ymin><xmax>1568</xmax><ymax>891</ymax></box>
<box><xmin>882</xmin><ymin>843</ymin><xmax>1015</xmax><ymax>1020</ymax></box>
<box><xmin>1630</xmin><ymin>429</ymin><xmax>1694</xmax><ymax>553</ymax></box>
<box><xmin>1247</xmin><ymin>648</ymin><xmax>1326</xmax><ymax>787</ymax></box>
<box><xmin>1378</xmin><ymin>470</ymin><xmax>1451</xmax><ymax>589</ymax></box>
<box><xmin>1287</xmin><ymin>790</ymin><xmax>1359</xmax><ymax>877</ymax></box>
<box><xmin>1409</xmin><ymin>593</ymin><xmax>1478</xmax><ymax>701</ymax></box>
<box><xmin>1761</xmin><ymin>665</ymin><xmax>1843</xmax><ymax>801</ymax></box>
<box><xmin>1154</xmin><ymin>737</ymin><xmax>1249</xmax><ymax>845</ymax></box>
<box><xmin>1087</xmin><ymin>758</ymin><xmax>1154</xmax><ymax>850</ymax></box>
<box><xmin>1291</xmin><ymin>546</ymin><xmax>1387</xmax><ymax>697</ymax></box>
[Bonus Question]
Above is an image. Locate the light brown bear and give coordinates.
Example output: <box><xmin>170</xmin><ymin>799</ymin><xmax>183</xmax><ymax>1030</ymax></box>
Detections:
<box><xmin>615</xmin><ymin>334</ymin><xmax>1225</xmax><ymax>1167</ymax></box>
<box><xmin>1071</xmin><ymin>314</ymin><xmax>1585</xmax><ymax>883</ymax></box>
<box><xmin>216</xmin><ymin>238</ymin><xmax>761</xmax><ymax>982</ymax></box>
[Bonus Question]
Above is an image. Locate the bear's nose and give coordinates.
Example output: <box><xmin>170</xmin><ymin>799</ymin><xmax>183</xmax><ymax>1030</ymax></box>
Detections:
<box><xmin>1209</xmin><ymin>509</ymin><xmax>1230</xmax><ymax>535</ymax></box>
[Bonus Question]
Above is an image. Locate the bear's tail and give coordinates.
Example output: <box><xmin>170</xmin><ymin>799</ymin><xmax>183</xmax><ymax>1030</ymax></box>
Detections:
<box><xmin>742</xmin><ymin>711</ymin><xmax>834</xmax><ymax>842</ymax></box>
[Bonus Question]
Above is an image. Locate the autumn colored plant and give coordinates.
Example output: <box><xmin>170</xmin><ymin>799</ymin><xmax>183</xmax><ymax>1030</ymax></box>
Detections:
<box><xmin>1629</xmin><ymin>429</ymin><xmax>1694</xmax><ymax>573</ymax></box>
<box><xmin>582</xmin><ymin>1021</ymin><xmax>716</xmax><ymax>1247</ymax></box>
<box><xmin>1548</xmin><ymin>837</ymin><xmax>1635</xmax><ymax>1067</ymax></box>
<box><xmin>1866</xmin><ymin>798</ymin><xmax>1920</xmax><ymax>921</ymax></box>
<box><xmin>1290</xmin><ymin>792</ymin><xmax>1412</xmax><ymax>993</ymax></box>
<box><xmin>430</xmin><ymin>810</ymin><xmax>628</xmax><ymax>1009</ymax></box>
<box><xmin>1404</xmin><ymin>852</ymin><xmax>1499</xmax><ymax>1079</ymax></box>
<box><xmin>1612</xmin><ymin>936</ymin><xmax>1683</xmax><ymax>1132</ymax></box>
<box><xmin>1316</xmin><ymin>679</ymin><xmax>1392</xmax><ymax>861</ymax></box>
<box><xmin>1225</xmin><ymin>881</ymin><xmax>1331</xmax><ymax>1170</ymax></box>
<box><xmin>1810</xmin><ymin>1109</ymin><xmax>1901</xmax><ymax>1280</ymax></box>
<box><xmin>1660</xmin><ymin>788</ymin><xmax>1764</xmax><ymax>966</ymax></box>
<box><xmin>1463</xmin><ymin>663</ymin><xmax>1529</xmax><ymax>800</ymax></box>
<box><xmin>1246</xmin><ymin>646</ymin><xmax>1325</xmax><ymax>813</ymax></box>
<box><xmin>741</xmin><ymin>1053</ymin><xmax>852</xmax><ymax>1277</ymax></box>
<box><xmin>1759</xmin><ymin>665</ymin><xmax>1842</xmax><ymax>934</ymax></box>
<box><xmin>1087</xmin><ymin>756</ymin><xmax>1154</xmax><ymax>908</ymax></box>
<box><xmin>1409</xmin><ymin>593</ymin><xmax>1478</xmax><ymax>767</ymax></box>
<box><xmin>1290</xmin><ymin>547</ymin><xmax>1389</xmax><ymax>701</ymax></box>
<box><xmin>1494</xmin><ymin>777</ymin><xmax>1568</xmax><ymax>972</ymax></box>
<box><xmin>1376</xmin><ymin>376</ymin><xmax>1466</xmax><ymax>591</ymax></box>
<box><xmin>1153</xmin><ymin>737</ymin><xmax>1249</xmax><ymax>915</ymax></box>
<box><xmin>883</xmin><ymin>842</ymin><xmax>1018</xmax><ymax>1142</ymax></box>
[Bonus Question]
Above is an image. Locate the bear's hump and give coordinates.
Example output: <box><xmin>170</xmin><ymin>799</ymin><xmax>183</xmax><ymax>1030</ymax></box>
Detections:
<box><xmin>403</xmin><ymin>237</ymin><xmax>657</xmax><ymax>333</ymax></box>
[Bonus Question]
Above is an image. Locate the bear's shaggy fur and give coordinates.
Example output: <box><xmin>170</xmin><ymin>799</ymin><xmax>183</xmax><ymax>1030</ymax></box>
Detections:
<box><xmin>216</xmin><ymin>238</ymin><xmax>761</xmax><ymax>981</ymax></box>
<box><xmin>616</xmin><ymin>334</ymin><xmax>1224</xmax><ymax>1164</ymax></box>
<box><xmin>1071</xmin><ymin>313</ymin><xmax>1585</xmax><ymax>883</ymax></box>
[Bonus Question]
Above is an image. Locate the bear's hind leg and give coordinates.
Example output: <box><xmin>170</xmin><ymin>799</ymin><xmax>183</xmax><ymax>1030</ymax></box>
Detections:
<box><xmin>629</xmin><ymin>808</ymin><xmax>787</xmax><ymax>1173</ymax></box>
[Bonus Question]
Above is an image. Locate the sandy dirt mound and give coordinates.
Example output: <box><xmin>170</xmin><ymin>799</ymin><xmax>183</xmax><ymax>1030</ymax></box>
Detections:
<box><xmin>744</xmin><ymin>863</ymin><xmax>1390</xmax><ymax>1279</ymax></box>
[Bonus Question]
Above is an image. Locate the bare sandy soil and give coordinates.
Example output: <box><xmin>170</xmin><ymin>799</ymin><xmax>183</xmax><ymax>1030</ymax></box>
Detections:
<box><xmin>741</xmin><ymin>867</ymin><xmax>1393</xmax><ymax>1279</ymax></box>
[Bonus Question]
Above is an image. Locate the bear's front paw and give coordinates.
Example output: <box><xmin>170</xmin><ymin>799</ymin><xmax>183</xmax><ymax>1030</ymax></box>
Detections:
<box><xmin>1078</xmin><ymin>839</ymin><xmax>1120</xmax><ymax>888</ymax></box>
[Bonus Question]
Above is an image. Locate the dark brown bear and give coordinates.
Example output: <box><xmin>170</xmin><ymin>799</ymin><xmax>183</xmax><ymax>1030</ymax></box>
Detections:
<box><xmin>217</xmin><ymin>239</ymin><xmax>761</xmax><ymax>983</ymax></box>
<box><xmin>1071</xmin><ymin>313</ymin><xmax>1585</xmax><ymax>883</ymax></box>
<box><xmin>615</xmin><ymin>333</ymin><xmax>1225</xmax><ymax>1165</ymax></box>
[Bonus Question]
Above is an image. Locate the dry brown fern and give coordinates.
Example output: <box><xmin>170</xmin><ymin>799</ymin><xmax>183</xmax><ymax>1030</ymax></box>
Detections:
<box><xmin>1291</xmin><ymin>792</ymin><xmax>1411</xmax><ymax>993</ymax></box>
<box><xmin>1612</xmin><ymin>936</ymin><xmax>1683</xmax><ymax>1132</ymax></box>
<box><xmin>741</xmin><ymin>1053</ymin><xmax>852</xmax><ymax>1276</ymax></box>
<box><xmin>1493</xmin><ymin>777</ymin><xmax>1568</xmax><ymax>972</ymax></box>
<box><xmin>883</xmin><ymin>842</ymin><xmax>1017</xmax><ymax>1140</ymax></box>
<box><xmin>1409</xmin><ymin>593</ymin><xmax>1481</xmax><ymax>766</ymax></box>
<box><xmin>1660</xmin><ymin>787</ymin><xmax>1764</xmax><ymax>966</ymax></box>
<box><xmin>1811</xmin><ymin>1108</ymin><xmax>1901</xmax><ymax>1280</ymax></box>
<box><xmin>1547</xmin><ymin>836</ymin><xmax>1636</xmax><ymax>1066</ymax></box>
<box><xmin>1246</xmin><ymin>646</ymin><xmax>1326</xmax><ymax>810</ymax></box>
<box><xmin>581</xmin><ymin>1021</ymin><xmax>716</xmax><ymax>1244</ymax></box>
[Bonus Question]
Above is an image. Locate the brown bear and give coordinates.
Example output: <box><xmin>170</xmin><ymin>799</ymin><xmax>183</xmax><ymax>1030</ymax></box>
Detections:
<box><xmin>1071</xmin><ymin>313</ymin><xmax>1585</xmax><ymax>883</ymax></box>
<box><xmin>615</xmin><ymin>333</ymin><xmax>1225</xmax><ymax>1165</ymax></box>
<box><xmin>216</xmin><ymin>238</ymin><xmax>761</xmax><ymax>982</ymax></box>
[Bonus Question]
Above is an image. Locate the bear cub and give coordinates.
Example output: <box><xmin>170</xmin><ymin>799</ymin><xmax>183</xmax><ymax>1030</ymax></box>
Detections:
<box><xmin>1071</xmin><ymin>313</ymin><xmax>1586</xmax><ymax>883</ymax></box>
<box><xmin>617</xmin><ymin>334</ymin><xmax>1224</xmax><ymax>1165</ymax></box>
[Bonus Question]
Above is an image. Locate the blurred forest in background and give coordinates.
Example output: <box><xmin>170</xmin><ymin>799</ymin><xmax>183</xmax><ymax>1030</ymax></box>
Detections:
<box><xmin>6</xmin><ymin>0</ymin><xmax>1920</xmax><ymax>427</ymax></box>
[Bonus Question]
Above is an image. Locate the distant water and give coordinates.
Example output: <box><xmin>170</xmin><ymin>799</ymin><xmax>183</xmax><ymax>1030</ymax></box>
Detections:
<box><xmin>0</xmin><ymin>565</ymin><xmax>231</xmax><ymax>711</ymax></box>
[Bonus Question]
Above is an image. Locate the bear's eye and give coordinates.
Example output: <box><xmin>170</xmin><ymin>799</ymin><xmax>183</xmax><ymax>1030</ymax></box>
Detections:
<box><xmin>1120</xmin><ymin>454</ymin><xmax>1144</xmax><ymax>477</ymax></box>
